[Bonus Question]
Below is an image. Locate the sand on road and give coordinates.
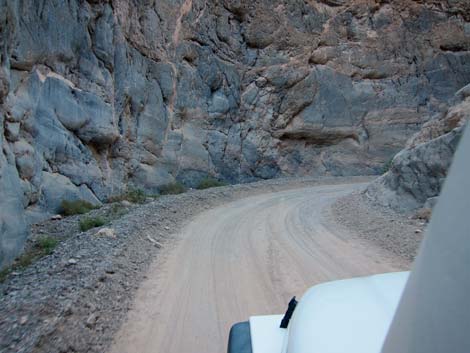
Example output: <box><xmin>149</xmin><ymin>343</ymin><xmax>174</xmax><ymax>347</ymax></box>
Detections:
<box><xmin>110</xmin><ymin>182</ymin><xmax>405</xmax><ymax>353</ymax></box>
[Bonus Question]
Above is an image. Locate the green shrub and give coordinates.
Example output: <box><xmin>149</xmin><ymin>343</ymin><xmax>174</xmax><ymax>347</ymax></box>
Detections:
<box><xmin>79</xmin><ymin>216</ymin><xmax>107</xmax><ymax>232</ymax></box>
<box><xmin>159</xmin><ymin>182</ymin><xmax>186</xmax><ymax>195</ymax></box>
<box><xmin>19</xmin><ymin>236</ymin><xmax>59</xmax><ymax>267</ymax></box>
<box><xmin>61</xmin><ymin>199</ymin><xmax>98</xmax><ymax>216</ymax></box>
<box><xmin>125</xmin><ymin>188</ymin><xmax>147</xmax><ymax>203</ymax></box>
<box><xmin>16</xmin><ymin>252</ymin><xmax>35</xmax><ymax>268</ymax></box>
<box><xmin>109</xmin><ymin>203</ymin><xmax>128</xmax><ymax>218</ymax></box>
<box><xmin>108</xmin><ymin>188</ymin><xmax>147</xmax><ymax>204</ymax></box>
<box><xmin>0</xmin><ymin>268</ymin><xmax>11</xmax><ymax>282</ymax></box>
<box><xmin>36</xmin><ymin>236</ymin><xmax>59</xmax><ymax>255</ymax></box>
<box><xmin>196</xmin><ymin>177</ymin><xmax>227</xmax><ymax>190</ymax></box>
<box><xmin>0</xmin><ymin>236</ymin><xmax>60</xmax><ymax>282</ymax></box>
<box><xmin>382</xmin><ymin>157</ymin><xmax>394</xmax><ymax>174</ymax></box>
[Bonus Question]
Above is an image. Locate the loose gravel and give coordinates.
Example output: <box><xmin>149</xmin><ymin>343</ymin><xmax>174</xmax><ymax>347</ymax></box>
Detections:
<box><xmin>332</xmin><ymin>190</ymin><xmax>426</xmax><ymax>265</ymax></box>
<box><xmin>0</xmin><ymin>176</ymin><xmax>371</xmax><ymax>353</ymax></box>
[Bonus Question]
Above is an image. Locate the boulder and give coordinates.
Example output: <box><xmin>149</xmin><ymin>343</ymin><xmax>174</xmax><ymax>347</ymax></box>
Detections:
<box><xmin>367</xmin><ymin>127</ymin><xmax>463</xmax><ymax>211</ymax></box>
<box><xmin>366</xmin><ymin>95</ymin><xmax>470</xmax><ymax>211</ymax></box>
<box><xmin>40</xmin><ymin>172</ymin><xmax>101</xmax><ymax>214</ymax></box>
<box><xmin>94</xmin><ymin>228</ymin><xmax>116</xmax><ymax>238</ymax></box>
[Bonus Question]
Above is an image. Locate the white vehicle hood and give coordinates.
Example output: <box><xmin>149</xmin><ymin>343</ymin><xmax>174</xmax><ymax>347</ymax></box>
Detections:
<box><xmin>249</xmin><ymin>315</ymin><xmax>287</xmax><ymax>353</ymax></box>
<box><xmin>250</xmin><ymin>271</ymin><xmax>409</xmax><ymax>353</ymax></box>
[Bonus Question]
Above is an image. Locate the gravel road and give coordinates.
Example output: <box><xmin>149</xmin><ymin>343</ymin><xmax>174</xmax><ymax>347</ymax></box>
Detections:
<box><xmin>1</xmin><ymin>177</ymin><xmax>415</xmax><ymax>353</ymax></box>
<box><xmin>110</xmin><ymin>182</ymin><xmax>406</xmax><ymax>353</ymax></box>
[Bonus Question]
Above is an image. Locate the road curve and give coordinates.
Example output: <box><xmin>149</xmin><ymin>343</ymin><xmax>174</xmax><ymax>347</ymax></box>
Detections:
<box><xmin>110</xmin><ymin>182</ymin><xmax>404</xmax><ymax>353</ymax></box>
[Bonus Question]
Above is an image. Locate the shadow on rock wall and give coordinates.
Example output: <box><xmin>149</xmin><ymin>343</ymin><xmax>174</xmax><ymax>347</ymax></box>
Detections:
<box><xmin>1</xmin><ymin>0</ymin><xmax>470</xmax><ymax>266</ymax></box>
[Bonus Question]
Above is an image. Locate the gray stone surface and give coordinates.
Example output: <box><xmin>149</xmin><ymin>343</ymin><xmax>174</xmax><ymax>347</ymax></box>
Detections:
<box><xmin>40</xmin><ymin>172</ymin><xmax>102</xmax><ymax>214</ymax></box>
<box><xmin>1</xmin><ymin>0</ymin><xmax>470</xmax><ymax>265</ymax></box>
<box><xmin>367</xmin><ymin>93</ymin><xmax>470</xmax><ymax>211</ymax></box>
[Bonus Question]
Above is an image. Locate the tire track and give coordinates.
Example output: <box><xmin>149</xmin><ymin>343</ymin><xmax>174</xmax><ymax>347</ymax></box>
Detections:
<box><xmin>110</xmin><ymin>182</ymin><xmax>405</xmax><ymax>353</ymax></box>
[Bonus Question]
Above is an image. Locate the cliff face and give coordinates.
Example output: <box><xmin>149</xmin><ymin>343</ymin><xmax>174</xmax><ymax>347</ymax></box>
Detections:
<box><xmin>367</xmin><ymin>84</ymin><xmax>470</xmax><ymax>211</ymax></box>
<box><xmin>1</xmin><ymin>0</ymin><xmax>469</xmax><ymax>266</ymax></box>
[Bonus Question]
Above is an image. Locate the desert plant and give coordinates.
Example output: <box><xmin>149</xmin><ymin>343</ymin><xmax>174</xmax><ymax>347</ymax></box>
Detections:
<box><xmin>0</xmin><ymin>268</ymin><xmax>11</xmax><ymax>282</ymax></box>
<box><xmin>196</xmin><ymin>177</ymin><xmax>227</xmax><ymax>190</ymax></box>
<box><xmin>108</xmin><ymin>203</ymin><xmax>129</xmax><ymax>219</ymax></box>
<box><xmin>19</xmin><ymin>236</ymin><xmax>59</xmax><ymax>267</ymax></box>
<box><xmin>36</xmin><ymin>236</ymin><xmax>59</xmax><ymax>255</ymax></box>
<box><xmin>382</xmin><ymin>157</ymin><xmax>394</xmax><ymax>174</ymax></box>
<box><xmin>0</xmin><ymin>236</ymin><xmax>60</xmax><ymax>282</ymax></box>
<box><xmin>79</xmin><ymin>216</ymin><xmax>107</xmax><ymax>232</ymax></box>
<box><xmin>108</xmin><ymin>187</ymin><xmax>148</xmax><ymax>204</ymax></box>
<box><xmin>159</xmin><ymin>182</ymin><xmax>186</xmax><ymax>195</ymax></box>
<box><xmin>125</xmin><ymin>188</ymin><xmax>147</xmax><ymax>203</ymax></box>
<box><xmin>61</xmin><ymin>199</ymin><xmax>98</xmax><ymax>216</ymax></box>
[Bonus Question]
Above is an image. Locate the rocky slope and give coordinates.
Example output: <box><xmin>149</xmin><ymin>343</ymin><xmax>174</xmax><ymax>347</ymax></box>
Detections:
<box><xmin>1</xmin><ymin>0</ymin><xmax>470</xmax><ymax>266</ymax></box>
<box><xmin>366</xmin><ymin>84</ymin><xmax>470</xmax><ymax>211</ymax></box>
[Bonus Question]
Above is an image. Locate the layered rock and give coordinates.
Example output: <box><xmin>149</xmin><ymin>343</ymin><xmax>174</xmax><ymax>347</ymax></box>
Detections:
<box><xmin>367</xmin><ymin>85</ymin><xmax>470</xmax><ymax>211</ymax></box>
<box><xmin>1</xmin><ymin>0</ymin><xmax>470</xmax><ymax>266</ymax></box>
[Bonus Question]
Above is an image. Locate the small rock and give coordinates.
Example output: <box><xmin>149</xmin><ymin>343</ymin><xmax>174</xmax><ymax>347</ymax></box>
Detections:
<box><xmin>164</xmin><ymin>226</ymin><xmax>170</xmax><ymax>231</ymax></box>
<box><xmin>413</xmin><ymin>207</ymin><xmax>432</xmax><ymax>221</ymax></box>
<box><xmin>68</xmin><ymin>259</ymin><xmax>78</xmax><ymax>265</ymax></box>
<box><xmin>63</xmin><ymin>304</ymin><xmax>74</xmax><ymax>316</ymax></box>
<box><xmin>424</xmin><ymin>196</ymin><xmax>439</xmax><ymax>210</ymax></box>
<box><xmin>19</xmin><ymin>316</ymin><xmax>28</xmax><ymax>325</ymax></box>
<box><xmin>120</xmin><ymin>200</ymin><xmax>132</xmax><ymax>207</ymax></box>
<box><xmin>255</xmin><ymin>76</ymin><xmax>267</xmax><ymax>87</ymax></box>
<box><xmin>5</xmin><ymin>122</ymin><xmax>20</xmax><ymax>142</ymax></box>
<box><xmin>415</xmin><ymin>229</ymin><xmax>422</xmax><ymax>234</ymax></box>
<box><xmin>51</xmin><ymin>214</ymin><xmax>63</xmax><ymax>221</ymax></box>
<box><xmin>147</xmin><ymin>235</ymin><xmax>162</xmax><ymax>248</ymax></box>
<box><xmin>85</xmin><ymin>313</ymin><xmax>98</xmax><ymax>328</ymax></box>
<box><xmin>94</xmin><ymin>228</ymin><xmax>116</xmax><ymax>238</ymax></box>
<box><xmin>85</xmin><ymin>303</ymin><xmax>96</xmax><ymax>311</ymax></box>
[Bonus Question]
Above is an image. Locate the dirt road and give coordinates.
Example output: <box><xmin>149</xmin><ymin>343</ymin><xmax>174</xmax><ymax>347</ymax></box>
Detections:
<box><xmin>110</xmin><ymin>182</ymin><xmax>404</xmax><ymax>353</ymax></box>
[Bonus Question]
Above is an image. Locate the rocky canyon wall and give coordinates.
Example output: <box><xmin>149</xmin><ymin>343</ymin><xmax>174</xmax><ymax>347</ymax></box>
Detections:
<box><xmin>1</xmin><ymin>0</ymin><xmax>470</xmax><ymax>266</ymax></box>
<box><xmin>367</xmin><ymin>84</ymin><xmax>470</xmax><ymax>211</ymax></box>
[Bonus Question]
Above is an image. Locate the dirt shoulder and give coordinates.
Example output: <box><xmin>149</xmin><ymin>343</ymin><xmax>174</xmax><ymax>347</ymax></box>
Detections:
<box><xmin>0</xmin><ymin>176</ymin><xmax>370</xmax><ymax>353</ymax></box>
<box><xmin>331</xmin><ymin>190</ymin><xmax>426</xmax><ymax>265</ymax></box>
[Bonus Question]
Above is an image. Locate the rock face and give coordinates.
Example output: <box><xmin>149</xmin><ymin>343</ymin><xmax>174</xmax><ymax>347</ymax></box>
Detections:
<box><xmin>0</xmin><ymin>0</ymin><xmax>470</xmax><ymax>266</ymax></box>
<box><xmin>367</xmin><ymin>85</ymin><xmax>470</xmax><ymax>211</ymax></box>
